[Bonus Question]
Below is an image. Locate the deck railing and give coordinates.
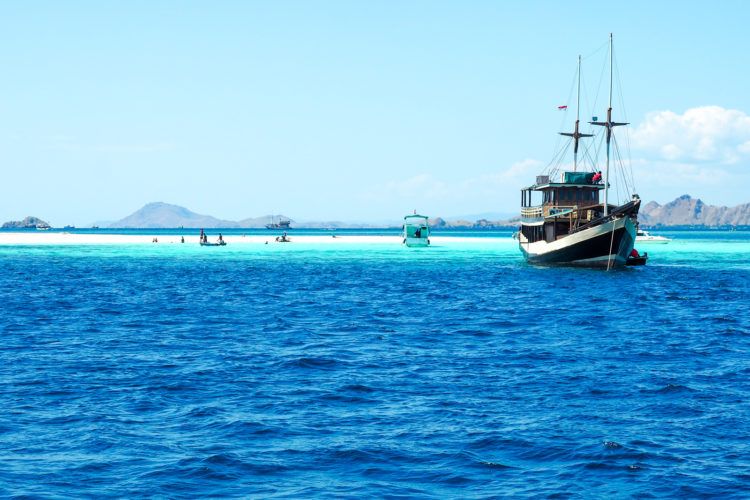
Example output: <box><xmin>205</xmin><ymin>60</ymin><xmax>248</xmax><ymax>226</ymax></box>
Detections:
<box><xmin>548</xmin><ymin>205</ymin><xmax>577</xmax><ymax>216</ymax></box>
<box><xmin>521</xmin><ymin>206</ymin><xmax>543</xmax><ymax>218</ymax></box>
<box><xmin>523</xmin><ymin>205</ymin><xmax>600</xmax><ymax>222</ymax></box>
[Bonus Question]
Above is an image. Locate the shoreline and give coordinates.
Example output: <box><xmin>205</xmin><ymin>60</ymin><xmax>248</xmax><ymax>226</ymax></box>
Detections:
<box><xmin>0</xmin><ymin>232</ymin><xmax>510</xmax><ymax>246</ymax></box>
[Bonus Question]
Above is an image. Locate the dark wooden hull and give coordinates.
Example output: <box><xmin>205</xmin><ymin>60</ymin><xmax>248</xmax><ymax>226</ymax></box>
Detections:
<box><xmin>519</xmin><ymin>216</ymin><xmax>637</xmax><ymax>268</ymax></box>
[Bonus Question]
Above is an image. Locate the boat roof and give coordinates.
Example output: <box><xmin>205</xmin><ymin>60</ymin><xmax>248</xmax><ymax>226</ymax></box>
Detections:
<box><xmin>522</xmin><ymin>182</ymin><xmax>605</xmax><ymax>191</ymax></box>
<box><xmin>404</xmin><ymin>214</ymin><xmax>429</xmax><ymax>221</ymax></box>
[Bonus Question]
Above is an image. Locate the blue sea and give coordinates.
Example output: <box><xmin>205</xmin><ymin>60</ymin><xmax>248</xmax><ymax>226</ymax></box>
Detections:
<box><xmin>2</xmin><ymin>230</ymin><xmax>750</xmax><ymax>497</ymax></box>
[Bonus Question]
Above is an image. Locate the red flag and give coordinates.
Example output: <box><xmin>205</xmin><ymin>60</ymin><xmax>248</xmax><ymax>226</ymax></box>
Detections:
<box><xmin>558</xmin><ymin>105</ymin><xmax>568</xmax><ymax>110</ymax></box>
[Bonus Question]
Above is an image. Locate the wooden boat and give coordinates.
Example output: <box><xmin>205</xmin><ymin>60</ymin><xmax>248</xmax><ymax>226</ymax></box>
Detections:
<box><xmin>266</xmin><ymin>216</ymin><xmax>291</xmax><ymax>230</ymax></box>
<box><xmin>518</xmin><ymin>34</ymin><xmax>640</xmax><ymax>269</ymax></box>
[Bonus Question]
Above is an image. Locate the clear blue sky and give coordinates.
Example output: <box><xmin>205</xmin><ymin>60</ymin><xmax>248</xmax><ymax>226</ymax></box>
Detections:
<box><xmin>2</xmin><ymin>1</ymin><xmax>749</xmax><ymax>225</ymax></box>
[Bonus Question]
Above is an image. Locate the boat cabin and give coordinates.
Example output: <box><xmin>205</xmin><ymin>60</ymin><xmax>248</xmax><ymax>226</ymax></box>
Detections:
<box><xmin>402</xmin><ymin>214</ymin><xmax>430</xmax><ymax>247</ymax></box>
<box><xmin>520</xmin><ymin>172</ymin><xmax>605</xmax><ymax>243</ymax></box>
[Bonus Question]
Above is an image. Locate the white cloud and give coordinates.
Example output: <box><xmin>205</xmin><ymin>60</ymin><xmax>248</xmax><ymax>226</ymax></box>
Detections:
<box><xmin>631</xmin><ymin>106</ymin><xmax>750</xmax><ymax>164</ymax></box>
<box><xmin>366</xmin><ymin>159</ymin><xmax>545</xmax><ymax>215</ymax></box>
<box><xmin>367</xmin><ymin>106</ymin><xmax>750</xmax><ymax>214</ymax></box>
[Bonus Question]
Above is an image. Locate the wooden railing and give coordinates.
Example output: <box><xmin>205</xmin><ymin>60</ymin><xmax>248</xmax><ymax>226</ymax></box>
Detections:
<box><xmin>521</xmin><ymin>206</ymin><xmax>543</xmax><ymax>218</ymax></box>
<box><xmin>547</xmin><ymin>205</ymin><xmax>578</xmax><ymax>217</ymax></box>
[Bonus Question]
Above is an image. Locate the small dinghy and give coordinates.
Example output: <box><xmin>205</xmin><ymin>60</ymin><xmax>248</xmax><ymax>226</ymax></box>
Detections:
<box><xmin>199</xmin><ymin>229</ymin><xmax>225</xmax><ymax>246</ymax></box>
<box><xmin>625</xmin><ymin>251</ymin><xmax>647</xmax><ymax>266</ymax></box>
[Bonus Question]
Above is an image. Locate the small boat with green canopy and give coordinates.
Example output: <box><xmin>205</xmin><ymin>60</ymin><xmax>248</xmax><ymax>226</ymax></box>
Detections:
<box><xmin>402</xmin><ymin>213</ymin><xmax>430</xmax><ymax>247</ymax></box>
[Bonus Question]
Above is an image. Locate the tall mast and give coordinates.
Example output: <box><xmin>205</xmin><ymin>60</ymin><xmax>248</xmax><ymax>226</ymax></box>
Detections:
<box><xmin>577</xmin><ymin>54</ymin><xmax>582</xmax><ymax>163</ymax></box>
<box><xmin>605</xmin><ymin>34</ymin><xmax>612</xmax><ymax>215</ymax></box>
<box><xmin>560</xmin><ymin>55</ymin><xmax>592</xmax><ymax>172</ymax></box>
<box><xmin>590</xmin><ymin>33</ymin><xmax>627</xmax><ymax>216</ymax></box>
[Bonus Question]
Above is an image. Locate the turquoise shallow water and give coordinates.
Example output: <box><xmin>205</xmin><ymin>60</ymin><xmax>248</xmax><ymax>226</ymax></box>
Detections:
<box><xmin>2</xmin><ymin>231</ymin><xmax>749</xmax><ymax>497</ymax></box>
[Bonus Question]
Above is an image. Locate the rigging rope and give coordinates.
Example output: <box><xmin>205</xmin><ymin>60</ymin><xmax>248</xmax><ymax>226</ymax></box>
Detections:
<box><xmin>607</xmin><ymin>219</ymin><xmax>616</xmax><ymax>271</ymax></box>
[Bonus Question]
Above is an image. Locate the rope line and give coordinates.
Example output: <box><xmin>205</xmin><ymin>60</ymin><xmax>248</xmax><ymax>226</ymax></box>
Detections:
<box><xmin>607</xmin><ymin>219</ymin><xmax>616</xmax><ymax>271</ymax></box>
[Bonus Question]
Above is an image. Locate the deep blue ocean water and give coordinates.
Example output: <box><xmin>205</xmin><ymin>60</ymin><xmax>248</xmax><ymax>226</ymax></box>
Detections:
<box><xmin>2</xmin><ymin>231</ymin><xmax>750</xmax><ymax>498</ymax></box>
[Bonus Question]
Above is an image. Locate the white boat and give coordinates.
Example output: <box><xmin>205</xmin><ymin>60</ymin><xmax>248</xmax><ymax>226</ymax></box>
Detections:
<box><xmin>402</xmin><ymin>214</ymin><xmax>430</xmax><ymax>247</ymax></box>
<box><xmin>636</xmin><ymin>229</ymin><xmax>670</xmax><ymax>243</ymax></box>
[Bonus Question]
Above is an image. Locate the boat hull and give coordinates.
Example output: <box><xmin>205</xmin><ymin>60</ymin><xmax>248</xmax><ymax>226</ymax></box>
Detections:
<box><xmin>635</xmin><ymin>236</ymin><xmax>670</xmax><ymax>244</ymax></box>
<box><xmin>403</xmin><ymin>236</ymin><xmax>429</xmax><ymax>247</ymax></box>
<box><xmin>519</xmin><ymin>216</ymin><xmax>636</xmax><ymax>268</ymax></box>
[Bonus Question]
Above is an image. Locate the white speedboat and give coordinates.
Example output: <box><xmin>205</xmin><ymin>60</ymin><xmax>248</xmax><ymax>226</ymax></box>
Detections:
<box><xmin>636</xmin><ymin>230</ymin><xmax>670</xmax><ymax>244</ymax></box>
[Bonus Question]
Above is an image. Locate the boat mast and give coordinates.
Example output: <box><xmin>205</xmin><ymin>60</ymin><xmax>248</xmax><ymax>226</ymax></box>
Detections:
<box><xmin>605</xmin><ymin>34</ymin><xmax>612</xmax><ymax>215</ymax></box>
<box><xmin>560</xmin><ymin>55</ymin><xmax>592</xmax><ymax>172</ymax></box>
<box><xmin>590</xmin><ymin>33</ymin><xmax>627</xmax><ymax>216</ymax></box>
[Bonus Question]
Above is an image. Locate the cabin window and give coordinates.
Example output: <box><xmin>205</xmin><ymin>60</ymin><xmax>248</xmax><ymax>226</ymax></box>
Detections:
<box><xmin>576</xmin><ymin>189</ymin><xmax>582</xmax><ymax>201</ymax></box>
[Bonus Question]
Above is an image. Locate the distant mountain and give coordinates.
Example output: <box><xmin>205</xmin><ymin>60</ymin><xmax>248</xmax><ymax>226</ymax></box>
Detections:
<box><xmin>435</xmin><ymin>196</ymin><xmax>750</xmax><ymax>228</ymax></box>
<box><xmin>105</xmin><ymin>196</ymin><xmax>749</xmax><ymax>230</ymax></box>
<box><xmin>2</xmin><ymin>216</ymin><xmax>51</xmax><ymax>229</ymax></box>
<box><xmin>110</xmin><ymin>202</ymin><xmax>238</xmax><ymax>228</ymax></box>
<box><xmin>429</xmin><ymin>216</ymin><xmax>518</xmax><ymax>229</ymax></box>
<box><xmin>640</xmin><ymin>195</ymin><xmax>750</xmax><ymax>227</ymax></box>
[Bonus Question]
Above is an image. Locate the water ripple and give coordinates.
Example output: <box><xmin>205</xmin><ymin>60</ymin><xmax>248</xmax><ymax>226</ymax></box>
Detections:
<box><xmin>1</xmin><ymin>239</ymin><xmax>749</xmax><ymax>497</ymax></box>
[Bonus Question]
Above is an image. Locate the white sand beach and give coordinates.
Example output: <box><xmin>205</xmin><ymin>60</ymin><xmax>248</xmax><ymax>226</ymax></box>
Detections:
<box><xmin>0</xmin><ymin>232</ymin><xmax>506</xmax><ymax>246</ymax></box>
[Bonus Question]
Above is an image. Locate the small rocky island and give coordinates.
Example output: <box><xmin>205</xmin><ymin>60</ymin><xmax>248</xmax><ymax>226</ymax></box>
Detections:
<box><xmin>2</xmin><ymin>216</ymin><xmax>51</xmax><ymax>229</ymax></box>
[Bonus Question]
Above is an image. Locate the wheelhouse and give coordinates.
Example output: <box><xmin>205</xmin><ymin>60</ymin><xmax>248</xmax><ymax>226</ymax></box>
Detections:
<box><xmin>520</xmin><ymin>172</ymin><xmax>605</xmax><ymax>243</ymax></box>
